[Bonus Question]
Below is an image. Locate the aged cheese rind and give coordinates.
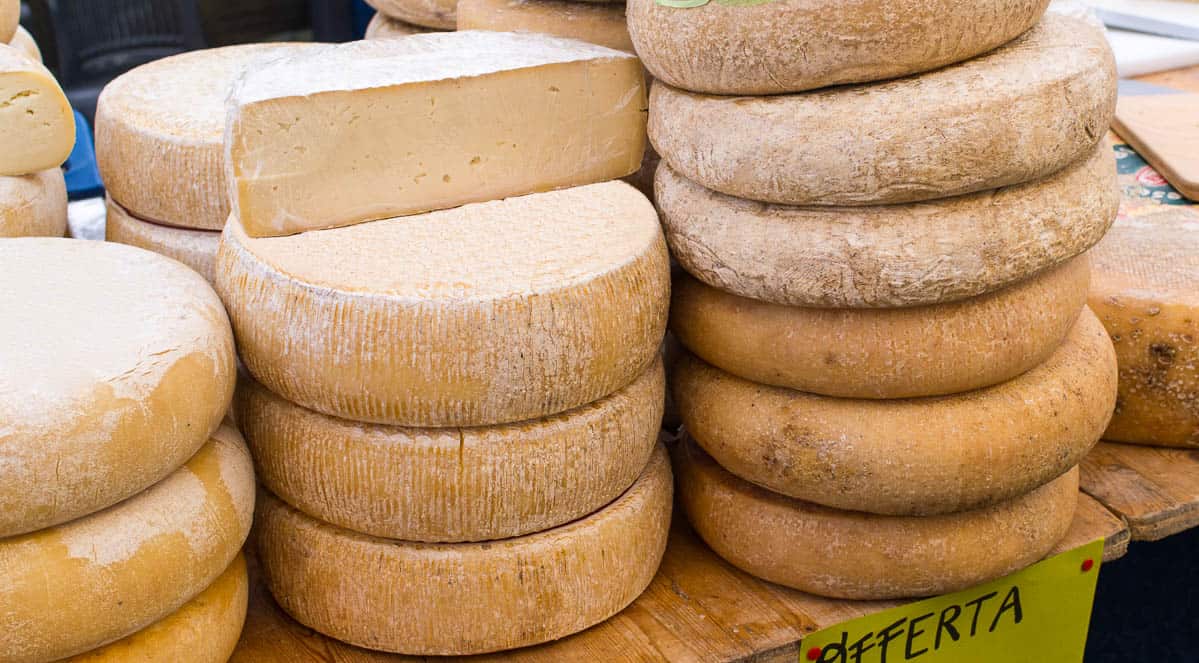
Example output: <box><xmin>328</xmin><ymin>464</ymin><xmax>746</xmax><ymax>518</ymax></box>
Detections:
<box><xmin>106</xmin><ymin>196</ymin><xmax>220</xmax><ymax>283</ymax></box>
<box><xmin>676</xmin><ymin>441</ymin><xmax>1078</xmax><ymax>600</ymax></box>
<box><xmin>0</xmin><ymin>0</ymin><xmax>15</xmax><ymax>44</ymax></box>
<box><xmin>366</xmin><ymin>0</ymin><xmax>456</xmax><ymax>29</ymax></box>
<box><xmin>256</xmin><ymin>445</ymin><xmax>672</xmax><ymax>655</ymax></box>
<box><xmin>0</xmin><ymin>239</ymin><xmax>236</xmax><ymax>537</ymax></box>
<box><xmin>671</xmin><ymin>255</ymin><xmax>1091</xmax><ymax>399</ymax></box>
<box><xmin>649</xmin><ymin>14</ymin><xmax>1115</xmax><ymax>206</ymax></box>
<box><xmin>0</xmin><ymin>426</ymin><xmax>255</xmax><ymax>663</ymax></box>
<box><xmin>659</xmin><ymin>144</ymin><xmax>1117</xmax><ymax>308</ymax></box>
<box><xmin>365</xmin><ymin>12</ymin><xmax>431</xmax><ymax>38</ymax></box>
<box><xmin>226</xmin><ymin>32</ymin><xmax>647</xmax><ymax>237</ymax></box>
<box><xmin>0</xmin><ymin>44</ymin><xmax>75</xmax><ymax>176</ymax></box>
<box><xmin>8</xmin><ymin>26</ymin><xmax>40</xmax><ymax>62</ymax></box>
<box><xmin>0</xmin><ymin>168</ymin><xmax>67</xmax><ymax>238</ymax></box>
<box><xmin>674</xmin><ymin>309</ymin><xmax>1116</xmax><ymax>515</ymax></box>
<box><xmin>216</xmin><ymin>181</ymin><xmax>669</xmax><ymax>427</ymax></box>
<box><xmin>458</xmin><ymin>0</ymin><xmax>631</xmax><ymax>52</ymax></box>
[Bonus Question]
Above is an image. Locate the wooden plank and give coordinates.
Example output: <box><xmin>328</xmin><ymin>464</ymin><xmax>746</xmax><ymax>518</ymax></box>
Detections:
<box><xmin>1136</xmin><ymin>66</ymin><xmax>1199</xmax><ymax>93</ymax></box>
<box><xmin>1113</xmin><ymin>93</ymin><xmax>1199</xmax><ymax>200</ymax></box>
<box><xmin>1080</xmin><ymin>441</ymin><xmax>1199</xmax><ymax>542</ymax></box>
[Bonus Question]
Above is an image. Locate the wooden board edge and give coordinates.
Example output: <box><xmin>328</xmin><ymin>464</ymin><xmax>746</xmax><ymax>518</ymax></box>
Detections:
<box><xmin>1111</xmin><ymin>114</ymin><xmax>1199</xmax><ymax>201</ymax></box>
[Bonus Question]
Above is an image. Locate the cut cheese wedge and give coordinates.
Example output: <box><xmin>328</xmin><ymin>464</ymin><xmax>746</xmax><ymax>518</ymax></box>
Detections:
<box><xmin>0</xmin><ymin>0</ymin><xmax>15</xmax><ymax>43</ymax></box>
<box><xmin>0</xmin><ymin>426</ymin><xmax>255</xmax><ymax>663</ymax></box>
<box><xmin>225</xmin><ymin>31</ymin><xmax>647</xmax><ymax>237</ymax></box>
<box><xmin>105</xmin><ymin>196</ymin><xmax>220</xmax><ymax>283</ymax></box>
<box><xmin>671</xmin><ymin>255</ymin><xmax>1091</xmax><ymax>399</ymax></box>
<box><xmin>365</xmin><ymin>12</ymin><xmax>431</xmax><ymax>38</ymax></box>
<box><xmin>673</xmin><ymin>309</ymin><xmax>1116</xmax><ymax>515</ymax></box>
<box><xmin>676</xmin><ymin>440</ymin><xmax>1079</xmax><ymax>600</ymax></box>
<box><xmin>256</xmin><ymin>444</ymin><xmax>672</xmax><ymax>655</ymax></box>
<box><xmin>1</xmin><ymin>168</ymin><xmax>67</xmax><ymax>238</ymax></box>
<box><xmin>0</xmin><ymin>43</ymin><xmax>75</xmax><ymax>176</ymax></box>
<box><xmin>0</xmin><ymin>239</ymin><xmax>235</xmax><ymax>537</ymax></box>
<box><xmin>366</xmin><ymin>0</ymin><xmax>457</xmax><ymax>29</ymax></box>
<box><xmin>658</xmin><ymin>144</ymin><xmax>1117</xmax><ymax>308</ymax></box>
<box><xmin>458</xmin><ymin>0</ymin><xmax>632</xmax><ymax>52</ymax></box>
<box><xmin>8</xmin><ymin>25</ymin><xmax>40</xmax><ymax>63</ymax></box>
<box><xmin>649</xmin><ymin>13</ymin><xmax>1115</xmax><ymax>206</ymax></box>
<box><xmin>216</xmin><ymin>181</ymin><xmax>669</xmax><ymax>427</ymax></box>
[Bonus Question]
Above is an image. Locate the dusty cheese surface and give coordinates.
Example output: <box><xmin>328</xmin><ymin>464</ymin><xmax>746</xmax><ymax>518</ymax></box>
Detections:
<box><xmin>0</xmin><ymin>44</ymin><xmax>75</xmax><ymax>176</ymax></box>
<box><xmin>0</xmin><ymin>168</ymin><xmax>67</xmax><ymax>238</ymax></box>
<box><xmin>366</xmin><ymin>0</ymin><xmax>457</xmax><ymax>29</ymax></box>
<box><xmin>365</xmin><ymin>12</ymin><xmax>433</xmax><ymax>38</ymax></box>
<box><xmin>0</xmin><ymin>239</ymin><xmax>235</xmax><ymax>537</ymax></box>
<box><xmin>458</xmin><ymin>0</ymin><xmax>632</xmax><ymax>52</ymax></box>
<box><xmin>7</xmin><ymin>26</ymin><xmax>40</xmax><ymax>63</ymax></box>
<box><xmin>105</xmin><ymin>196</ymin><xmax>220</xmax><ymax>284</ymax></box>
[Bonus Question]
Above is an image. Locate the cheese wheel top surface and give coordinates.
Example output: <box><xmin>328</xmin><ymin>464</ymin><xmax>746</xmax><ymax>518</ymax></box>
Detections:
<box><xmin>0</xmin><ymin>43</ymin><xmax>75</xmax><ymax>176</ymax></box>
<box><xmin>0</xmin><ymin>168</ymin><xmax>67</xmax><ymax>238</ymax></box>
<box><xmin>457</xmin><ymin>0</ymin><xmax>632</xmax><ymax>52</ymax></box>
<box><xmin>365</xmin><ymin>0</ymin><xmax>457</xmax><ymax>29</ymax></box>
<box><xmin>105</xmin><ymin>196</ymin><xmax>220</xmax><ymax>284</ymax></box>
<box><xmin>364</xmin><ymin>12</ymin><xmax>432</xmax><ymax>38</ymax></box>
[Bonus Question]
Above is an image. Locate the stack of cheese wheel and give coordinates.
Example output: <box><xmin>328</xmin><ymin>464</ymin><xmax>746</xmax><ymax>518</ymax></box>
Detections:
<box><xmin>217</xmin><ymin>33</ymin><xmax>671</xmax><ymax>655</ymax></box>
<box><xmin>364</xmin><ymin>0</ymin><xmax>446</xmax><ymax>37</ymax></box>
<box><xmin>630</xmin><ymin>4</ymin><xmax>1124</xmax><ymax>599</ymax></box>
<box><xmin>0</xmin><ymin>239</ymin><xmax>252</xmax><ymax>662</ymax></box>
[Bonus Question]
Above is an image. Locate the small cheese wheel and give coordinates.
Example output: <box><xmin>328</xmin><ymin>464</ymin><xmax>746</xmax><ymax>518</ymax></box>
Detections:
<box><xmin>105</xmin><ymin>196</ymin><xmax>220</xmax><ymax>283</ymax></box>
<box><xmin>216</xmin><ymin>181</ymin><xmax>669</xmax><ymax>427</ymax></box>
<box><xmin>365</xmin><ymin>11</ymin><xmax>431</xmax><ymax>38</ymax></box>
<box><xmin>0</xmin><ymin>239</ymin><xmax>235</xmax><ymax>537</ymax></box>
<box><xmin>671</xmin><ymin>255</ymin><xmax>1091</xmax><ymax>400</ymax></box>
<box><xmin>0</xmin><ymin>44</ymin><xmax>75</xmax><ymax>176</ymax></box>
<box><xmin>0</xmin><ymin>0</ymin><xmax>15</xmax><ymax>43</ymax></box>
<box><xmin>8</xmin><ymin>26</ymin><xmax>41</xmax><ymax>63</ymax></box>
<box><xmin>674</xmin><ymin>309</ymin><xmax>1116</xmax><ymax>515</ymax></box>
<box><xmin>365</xmin><ymin>0</ymin><xmax>456</xmax><ymax>30</ymax></box>
<box><xmin>0</xmin><ymin>426</ymin><xmax>255</xmax><ymax>663</ymax></box>
<box><xmin>676</xmin><ymin>441</ymin><xmax>1078</xmax><ymax>600</ymax></box>
<box><xmin>0</xmin><ymin>168</ymin><xmax>67</xmax><ymax>238</ymax></box>
<box><xmin>658</xmin><ymin>144</ymin><xmax>1117</xmax><ymax>308</ymax></box>
<box><xmin>649</xmin><ymin>14</ymin><xmax>1116</xmax><ymax>206</ymax></box>
<box><xmin>458</xmin><ymin>0</ymin><xmax>631</xmax><ymax>52</ymax></box>
<box><xmin>256</xmin><ymin>444</ymin><xmax>672</xmax><ymax>655</ymax></box>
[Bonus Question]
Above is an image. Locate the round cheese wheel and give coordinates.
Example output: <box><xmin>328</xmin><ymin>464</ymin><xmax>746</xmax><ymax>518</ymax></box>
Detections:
<box><xmin>676</xmin><ymin>440</ymin><xmax>1079</xmax><ymax>600</ymax></box>
<box><xmin>256</xmin><ymin>444</ymin><xmax>672</xmax><ymax>655</ymax></box>
<box><xmin>0</xmin><ymin>168</ymin><xmax>66</xmax><ymax>238</ymax></box>
<box><xmin>671</xmin><ymin>254</ymin><xmax>1091</xmax><ymax>400</ymax></box>
<box><xmin>457</xmin><ymin>0</ymin><xmax>631</xmax><ymax>52</ymax></box>
<box><xmin>216</xmin><ymin>181</ymin><xmax>669</xmax><ymax>427</ymax></box>
<box><xmin>0</xmin><ymin>426</ymin><xmax>255</xmax><ymax>663</ymax></box>
<box><xmin>659</xmin><ymin>143</ymin><xmax>1117</xmax><ymax>308</ymax></box>
<box><xmin>8</xmin><ymin>25</ymin><xmax>41</xmax><ymax>63</ymax></box>
<box><xmin>365</xmin><ymin>0</ymin><xmax>456</xmax><ymax>30</ymax></box>
<box><xmin>105</xmin><ymin>196</ymin><xmax>220</xmax><ymax>283</ymax></box>
<box><xmin>365</xmin><ymin>11</ymin><xmax>431</xmax><ymax>38</ymax></box>
<box><xmin>0</xmin><ymin>239</ymin><xmax>235</xmax><ymax>537</ymax></box>
<box><xmin>0</xmin><ymin>0</ymin><xmax>15</xmax><ymax>43</ymax></box>
<box><xmin>674</xmin><ymin>309</ymin><xmax>1116</xmax><ymax>515</ymax></box>
<box><xmin>649</xmin><ymin>13</ymin><xmax>1116</xmax><ymax>207</ymax></box>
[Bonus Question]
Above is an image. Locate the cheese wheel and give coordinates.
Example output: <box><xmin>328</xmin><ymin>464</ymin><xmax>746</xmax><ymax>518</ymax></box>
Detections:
<box><xmin>649</xmin><ymin>14</ymin><xmax>1116</xmax><ymax>207</ymax></box>
<box><xmin>676</xmin><ymin>441</ymin><xmax>1078</xmax><ymax>600</ymax></box>
<box><xmin>64</xmin><ymin>554</ymin><xmax>249</xmax><ymax>663</ymax></box>
<box><xmin>8</xmin><ymin>25</ymin><xmax>41</xmax><ymax>63</ymax></box>
<box><xmin>671</xmin><ymin>255</ymin><xmax>1091</xmax><ymax>400</ymax></box>
<box><xmin>658</xmin><ymin>144</ymin><xmax>1117</xmax><ymax>308</ymax></box>
<box><xmin>457</xmin><ymin>0</ymin><xmax>631</xmax><ymax>52</ymax></box>
<box><xmin>95</xmin><ymin>43</ymin><xmax>319</xmax><ymax>231</ymax></box>
<box><xmin>0</xmin><ymin>239</ymin><xmax>235</xmax><ymax>537</ymax></box>
<box><xmin>1090</xmin><ymin>213</ymin><xmax>1199</xmax><ymax>447</ymax></box>
<box><xmin>0</xmin><ymin>426</ymin><xmax>255</xmax><ymax>663</ymax></box>
<box><xmin>105</xmin><ymin>196</ymin><xmax>220</xmax><ymax>283</ymax></box>
<box><xmin>674</xmin><ymin>309</ymin><xmax>1116</xmax><ymax>515</ymax></box>
<box><xmin>0</xmin><ymin>44</ymin><xmax>75</xmax><ymax>176</ymax></box>
<box><xmin>0</xmin><ymin>0</ymin><xmax>15</xmax><ymax>44</ymax></box>
<box><xmin>365</xmin><ymin>11</ymin><xmax>431</xmax><ymax>38</ymax></box>
<box><xmin>366</xmin><ymin>0</ymin><xmax>456</xmax><ymax>29</ymax></box>
<box><xmin>216</xmin><ymin>181</ymin><xmax>669</xmax><ymax>427</ymax></box>
<box><xmin>256</xmin><ymin>444</ymin><xmax>672</xmax><ymax>655</ymax></box>
<box><xmin>0</xmin><ymin>168</ymin><xmax>67</xmax><ymax>238</ymax></box>
<box><xmin>236</xmin><ymin>356</ymin><xmax>663</xmax><ymax>542</ymax></box>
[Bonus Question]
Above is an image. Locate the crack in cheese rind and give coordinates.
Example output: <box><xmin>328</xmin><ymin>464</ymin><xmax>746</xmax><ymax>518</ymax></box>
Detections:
<box><xmin>458</xmin><ymin>0</ymin><xmax>632</xmax><ymax>53</ymax></box>
<box><xmin>648</xmin><ymin>14</ymin><xmax>1115</xmax><ymax>206</ymax></box>
<box><xmin>215</xmin><ymin>181</ymin><xmax>669</xmax><ymax>427</ymax></box>
<box><xmin>0</xmin><ymin>44</ymin><xmax>75</xmax><ymax>176</ymax></box>
<box><xmin>365</xmin><ymin>0</ymin><xmax>457</xmax><ymax>30</ymax></box>
<box><xmin>105</xmin><ymin>196</ymin><xmax>220</xmax><ymax>284</ymax></box>
<box><xmin>7</xmin><ymin>26</ymin><xmax>40</xmax><ymax>63</ymax></box>
<box><xmin>256</xmin><ymin>444</ymin><xmax>672</xmax><ymax>655</ymax></box>
<box><xmin>0</xmin><ymin>427</ymin><xmax>255</xmax><ymax>663</ymax></box>
<box><xmin>364</xmin><ymin>12</ymin><xmax>432</xmax><ymax>38</ymax></box>
<box><xmin>0</xmin><ymin>168</ymin><xmax>66</xmax><ymax>238</ymax></box>
<box><xmin>675</xmin><ymin>440</ymin><xmax>1078</xmax><ymax>600</ymax></box>
<box><xmin>225</xmin><ymin>32</ymin><xmax>647</xmax><ymax>237</ymax></box>
<box><xmin>0</xmin><ymin>0</ymin><xmax>15</xmax><ymax>43</ymax></box>
<box><xmin>673</xmin><ymin>310</ymin><xmax>1116</xmax><ymax>516</ymax></box>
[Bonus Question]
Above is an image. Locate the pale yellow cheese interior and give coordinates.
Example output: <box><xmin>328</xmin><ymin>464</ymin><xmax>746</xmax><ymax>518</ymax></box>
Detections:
<box><xmin>0</xmin><ymin>44</ymin><xmax>74</xmax><ymax>176</ymax></box>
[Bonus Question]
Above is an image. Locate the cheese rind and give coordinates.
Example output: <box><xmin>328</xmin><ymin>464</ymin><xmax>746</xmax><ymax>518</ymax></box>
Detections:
<box><xmin>0</xmin><ymin>427</ymin><xmax>255</xmax><ymax>663</ymax></box>
<box><xmin>256</xmin><ymin>445</ymin><xmax>672</xmax><ymax>655</ymax></box>
<box><xmin>674</xmin><ymin>310</ymin><xmax>1116</xmax><ymax>515</ymax></box>
<box><xmin>225</xmin><ymin>32</ymin><xmax>647</xmax><ymax>237</ymax></box>
<box><xmin>457</xmin><ymin>0</ymin><xmax>632</xmax><ymax>52</ymax></box>
<box><xmin>0</xmin><ymin>0</ymin><xmax>15</xmax><ymax>43</ymax></box>
<box><xmin>365</xmin><ymin>0</ymin><xmax>456</xmax><ymax>29</ymax></box>
<box><xmin>216</xmin><ymin>182</ymin><xmax>669</xmax><ymax>427</ymax></box>
<box><xmin>0</xmin><ymin>239</ymin><xmax>236</xmax><ymax>537</ymax></box>
<box><xmin>676</xmin><ymin>441</ymin><xmax>1078</xmax><ymax>600</ymax></box>
<box><xmin>365</xmin><ymin>12</ymin><xmax>431</xmax><ymax>38</ymax></box>
<box><xmin>8</xmin><ymin>26</ymin><xmax>40</xmax><ymax>62</ymax></box>
<box><xmin>0</xmin><ymin>168</ymin><xmax>67</xmax><ymax>237</ymax></box>
<box><xmin>659</xmin><ymin>144</ymin><xmax>1117</xmax><ymax>308</ymax></box>
<box><xmin>649</xmin><ymin>14</ymin><xmax>1115</xmax><ymax>206</ymax></box>
<box><xmin>671</xmin><ymin>255</ymin><xmax>1091</xmax><ymax>399</ymax></box>
<box><xmin>105</xmin><ymin>196</ymin><xmax>220</xmax><ymax>283</ymax></box>
<box><xmin>0</xmin><ymin>44</ymin><xmax>75</xmax><ymax>176</ymax></box>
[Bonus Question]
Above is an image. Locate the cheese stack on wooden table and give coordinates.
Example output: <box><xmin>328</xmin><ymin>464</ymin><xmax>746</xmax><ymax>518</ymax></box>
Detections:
<box><xmin>364</xmin><ymin>0</ymin><xmax>449</xmax><ymax>37</ymax></box>
<box><xmin>631</xmin><ymin>4</ymin><xmax>1125</xmax><ymax>599</ymax></box>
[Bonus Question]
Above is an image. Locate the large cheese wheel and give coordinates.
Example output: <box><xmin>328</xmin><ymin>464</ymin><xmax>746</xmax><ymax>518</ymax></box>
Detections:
<box><xmin>0</xmin><ymin>44</ymin><xmax>74</xmax><ymax>176</ymax></box>
<box><xmin>105</xmin><ymin>196</ymin><xmax>220</xmax><ymax>283</ymax></box>
<box><xmin>676</xmin><ymin>441</ymin><xmax>1078</xmax><ymax>600</ymax></box>
<box><xmin>8</xmin><ymin>25</ymin><xmax>41</xmax><ymax>63</ymax></box>
<box><xmin>671</xmin><ymin>255</ymin><xmax>1091</xmax><ymax>400</ymax></box>
<box><xmin>659</xmin><ymin>144</ymin><xmax>1117</xmax><ymax>308</ymax></box>
<box><xmin>364</xmin><ymin>11</ymin><xmax>431</xmax><ymax>38</ymax></box>
<box><xmin>0</xmin><ymin>426</ymin><xmax>255</xmax><ymax>663</ymax></box>
<box><xmin>0</xmin><ymin>0</ymin><xmax>16</xmax><ymax>46</ymax></box>
<box><xmin>0</xmin><ymin>168</ymin><xmax>67</xmax><ymax>238</ymax></box>
<box><xmin>649</xmin><ymin>14</ymin><xmax>1116</xmax><ymax>207</ymax></box>
<box><xmin>216</xmin><ymin>181</ymin><xmax>669</xmax><ymax>427</ymax></box>
<box><xmin>674</xmin><ymin>309</ymin><xmax>1116</xmax><ymax>515</ymax></box>
<box><xmin>457</xmin><ymin>0</ymin><xmax>631</xmax><ymax>52</ymax></box>
<box><xmin>365</xmin><ymin>0</ymin><xmax>456</xmax><ymax>31</ymax></box>
<box><xmin>0</xmin><ymin>239</ymin><xmax>235</xmax><ymax>537</ymax></box>
<box><xmin>256</xmin><ymin>444</ymin><xmax>672</xmax><ymax>655</ymax></box>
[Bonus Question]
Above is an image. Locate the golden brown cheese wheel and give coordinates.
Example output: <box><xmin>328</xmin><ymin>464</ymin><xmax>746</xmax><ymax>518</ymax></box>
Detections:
<box><xmin>0</xmin><ymin>168</ymin><xmax>66</xmax><ymax>238</ymax></box>
<box><xmin>0</xmin><ymin>0</ymin><xmax>16</xmax><ymax>43</ymax></box>
<box><xmin>105</xmin><ymin>196</ymin><xmax>220</xmax><ymax>283</ymax></box>
<box><xmin>365</xmin><ymin>0</ymin><xmax>456</xmax><ymax>30</ymax></box>
<box><xmin>364</xmin><ymin>11</ymin><xmax>432</xmax><ymax>37</ymax></box>
<box><xmin>457</xmin><ymin>0</ymin><xmax>631</xmax><ymax>52</ymax></box>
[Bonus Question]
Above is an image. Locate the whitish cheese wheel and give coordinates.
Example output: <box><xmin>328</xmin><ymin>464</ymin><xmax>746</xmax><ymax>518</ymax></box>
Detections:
<box><xmin>0</xmin><ymin>0</ymin><xmax>15</xmax><ymax>43</ymax></box>
<box><xmin>0</xmin><ymin>44</ymin><xmax>75</xmax><ymax>176</ymax></box>
<box><xmin>0</xmin><ymin>239</ymin><xmax>235</xmax><ymax>537</ymax></box>
<box><xmin>458</xmin><ymin>0</ymin><xmax>631</xmax><ymax>52</ymax></box>
<box><xmin>366</xmin><ymin>0</ymin><xmax>456</xmax><ymax>29</ymax></box>
<box><xmin>676</xmin><ymin>441</ymin><xmax>1078</xmax><ymax>600</ymax></box>
<box><xmin>216</xmin><ymin>181</ymin><xmax>668</xmax><ymax>427</ymax></box>
<box><xmin>649</xmin><ymin>14</ymin><xmax>1115</xmax><ymax>207</ymax></box>
<box><xmin>65</xmin><ymin>554</ymin><xmax>249</xmax><ymax>663</ymax></box>
<box><xmin>1090</xmin><ymin>213</ymin><xmax>1199</xmax><ymax>447</ymax></box>
<box><xmin>671</xmin><ymin>255</ymin><xmax>1091</xmax><ymax>400</ymax></box>
<box><xmin>236</xmin><ymin>356</ymin><xmax>663</xmax><ymax>542</ymax></box>
<box><xmin>365</xmin><ymin>11</ymin><xmax>431</xmax><ymax>37</ymax></box>
<box><xmin>0</xmin><ymin>168</ymin><xmax>67</xmax><ymax>238</ymax></box>
<box><xmin>659</xmin><ymin>144</ymin><xmax>1117</xmax><ymax>308</ymax></box>
<box><xmin>105</xmin><ymin>196</ymin><xmax>220</xmax><ymax>283</ymax></box>
<box><xmin>0</xmin><ymin>426</ymin><xmax>255</xmax><ymax>663</ymax></box>
<box><xmin>674</xmin><ymin>309</ymin><xmax>1116</xmax><ymax>515</ymax></box>
<box><xmin>257</xmin><ymin>444</ymin><xmax>672</xmax><ymax>655</ymax></box>
<box><xmin>226</xmin><ymin>32</ymin><xmax>646</xmax><ymax>237</ymax></box>
<box><xmin>96</xmin><ymin>43</ymin><xmax>319</xmax><ymax>231</ymax></box>
<box><xmin>8</xmin><ymin>26</ymin><xmax>40</xmax><ymax>62</ymax></box>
